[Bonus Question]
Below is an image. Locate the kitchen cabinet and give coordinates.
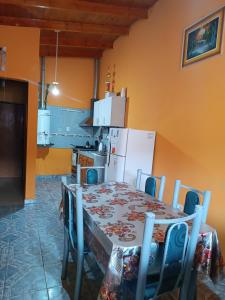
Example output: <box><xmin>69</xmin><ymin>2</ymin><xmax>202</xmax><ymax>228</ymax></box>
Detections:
<box><xmin>78</xmin><ymin>151</ymin><xmax>107</xmax><ymax>184</ymax></box>
<box><xmin>93</xmin><ymin>96</ymin><xmax>125</xmax><ymax>127</ymax></box>
<box><xmin>79</xmin><ymin>154</ymin><xmax>94</xmax><ymax>184</ymax></box>
<box><xmin>93</xmin><ymin>100</ymin><xmax>99</xmax><ymax>126</ymax></box>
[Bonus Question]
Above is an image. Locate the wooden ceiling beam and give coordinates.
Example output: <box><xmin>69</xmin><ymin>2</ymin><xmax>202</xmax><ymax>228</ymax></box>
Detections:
<box><xmin>40</xmin><ymin>45</ymin><xmax>103</xmax><ymax>58</ymax></box>
<box><xmin>40</xmin><ymin>36</ymin><xmax>113</xmax><ymax>49</ymax></box>
<box><xmin>0</xmin><ymin>16</ymin><xmax>129</xmax><ymax>35</ymax></box>
<box><xmin>0</xmin><ymin>0</ymin><xmax>148</xmax><ymax>19</ymax></box>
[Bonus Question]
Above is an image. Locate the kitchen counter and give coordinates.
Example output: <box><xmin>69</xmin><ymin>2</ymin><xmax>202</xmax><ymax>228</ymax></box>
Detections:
<box><xmin>79</xmin><ymin>150</ymin><xmax>107</xmax><ymax>167</ymax></box>
<box><xmin>79</xmin><ymin>150</ymin><xmax>107</xmax><ymax>158</ymax></box>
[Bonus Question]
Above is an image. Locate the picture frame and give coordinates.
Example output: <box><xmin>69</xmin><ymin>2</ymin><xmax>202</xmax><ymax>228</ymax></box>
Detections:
<box><xmin>182</xmin><ymin>8</ymin><xmax>224</xmax><ymax>67</ymax></box>
<box><xmin>0</xmin><ymin>47</ymin><xmax>6</xmax><ymax>71</ymax></box>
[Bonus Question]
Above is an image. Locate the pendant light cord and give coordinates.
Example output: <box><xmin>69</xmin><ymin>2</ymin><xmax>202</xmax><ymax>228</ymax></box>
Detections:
<box><xmin>54</xmin><ymin>31</ymin><xmax>59</xmax><ymax>83</ymax></box>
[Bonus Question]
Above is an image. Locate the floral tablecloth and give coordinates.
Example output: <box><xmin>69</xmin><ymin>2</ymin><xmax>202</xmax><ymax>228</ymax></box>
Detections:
<box><xmin>68</xmin><ymin>182</ymin><xmax>224</xmax><ymax>300</ymax></box>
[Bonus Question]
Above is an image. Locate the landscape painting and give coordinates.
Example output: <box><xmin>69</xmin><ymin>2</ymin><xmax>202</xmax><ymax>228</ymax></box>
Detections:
<box><xmin>182</xmin><ymin>9</ymin><xmax>224</xmax><ymax>67</ymax></box>
<box><xmin>0</xmin><ymin>47</ymin><xmax>6</xmax><ymax>71</ymax></box>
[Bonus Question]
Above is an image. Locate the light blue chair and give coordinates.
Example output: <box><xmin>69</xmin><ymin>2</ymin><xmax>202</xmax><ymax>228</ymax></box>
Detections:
<box><xmin>61</xmin><ymin>177</ymin><xmax>70</xmax><ymax>281</ymax></box>
<box><xmin>134</xmin><ymin>205</ymin><xmax>203</xmax><ymax>300</ymax></box>
<box><xmin>172</xmin><ymin>179</ymin><xmax>211</xmax><ymax>223</ymax></box>
<box><xmin>61</xmin><ymin>177</ymin><xmax>84</xmax><ymax>300</ymax></box>
<box><xmin>76</xmin><ymin>163</ymin><xmax>108</xmax><ymax>185</ymax></box>
<box><xmin>136</xmin><ymin>169</ymin><xmax>166</xmax><ymax>201</ymax></box>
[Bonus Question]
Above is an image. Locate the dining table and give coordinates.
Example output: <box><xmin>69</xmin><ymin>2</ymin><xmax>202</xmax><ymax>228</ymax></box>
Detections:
<box><xmin>67</xmin><ymin>181</ymin><xmax>224</xmax><ymax>300</ymax></box>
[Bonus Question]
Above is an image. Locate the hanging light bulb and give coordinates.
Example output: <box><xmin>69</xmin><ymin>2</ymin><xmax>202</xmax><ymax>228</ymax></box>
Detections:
<box><xmin>51</xmin><ymin>30</ymin><xmax>60</xmax><ymax>96</ymax></box>
<box><xmin>51</xmin><ymin>81</ymin><xmax>60</xmax><ymax>96</ymax></box>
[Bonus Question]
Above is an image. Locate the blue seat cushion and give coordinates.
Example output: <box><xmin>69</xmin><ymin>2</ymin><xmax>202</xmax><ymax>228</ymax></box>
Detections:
<box><xmin>87</xmin><ymin>169</ymin><xmax>98</xmax><ymax>184</ymax></box>
<box><xmin>184</xmin><ymin>191</ymin><xmax>199</xmax><ymax>215</ymax></box>
<box><xmin>145</xmin><ymin>177</ymin><xmax>156</xmax><ymax>197</ymax></box>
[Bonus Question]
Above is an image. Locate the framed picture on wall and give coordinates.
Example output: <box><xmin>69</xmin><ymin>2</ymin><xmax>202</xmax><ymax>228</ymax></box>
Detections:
<box><xmin>182</xmin><ymin>8</ymin><xmax>224</xmax><ymax>67</ymax></box>
<box><xmin>0</xmin><ymin>47</ymin><xmax>6</xmax><ymax>71</ymax></box>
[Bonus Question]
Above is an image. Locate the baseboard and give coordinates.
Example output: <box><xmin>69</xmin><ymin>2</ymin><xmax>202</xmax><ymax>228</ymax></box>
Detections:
<box><xmin>36</xmin><ymin>174</ymin><xmax>71</xmax><ymax>181</ymax></box>
<box><xmin>24</xmin><ymin>199</ymin><xmax>38</xmax><ymax>204</ymax></box>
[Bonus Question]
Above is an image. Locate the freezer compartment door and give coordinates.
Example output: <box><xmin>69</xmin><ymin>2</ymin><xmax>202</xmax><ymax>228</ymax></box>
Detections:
<box><xmin>109</xmin><ymin>128</ymin><xmax>128</xmax><ymax>157</ymax></box>
<box><xmin>107</xmin><ymin>154</ymin><xmax>125</xmax><ymax>182</ymax></box>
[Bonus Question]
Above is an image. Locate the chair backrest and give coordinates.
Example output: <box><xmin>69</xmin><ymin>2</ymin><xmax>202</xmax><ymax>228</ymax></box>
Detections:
<box><xmin>172</xmin><ymin>179</ymin><xmax>211</xmax><ymax>223</ymax></box>
<box><xmin>61</xmin><ymin>176</ymin><xmax>69</xmax><ymax>229</ymax></box>
<box><xmin>61</xmin><ymin>177</ymin><xmax>84</xmax><ymax>252</ymax></box>
<box><xmin>136</xmin><ymin>169</ymin><xmax>166</xmax><ymax>201</ymax></box>
<box><xmin>136</xmin><ymin>205</ymin><xmax>203</xmax><ymax>300</ymax></box>
<box><xmin>77</xmin><ymin>163</ymin><xmax>108</xmax><ymax>185</ymax></box>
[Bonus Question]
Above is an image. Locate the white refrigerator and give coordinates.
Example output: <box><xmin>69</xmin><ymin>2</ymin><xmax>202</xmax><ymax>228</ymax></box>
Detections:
<box><xmin>107</xmin><ymin>128</ymin><xmax>156</xmax><ymax>188</ymax></box>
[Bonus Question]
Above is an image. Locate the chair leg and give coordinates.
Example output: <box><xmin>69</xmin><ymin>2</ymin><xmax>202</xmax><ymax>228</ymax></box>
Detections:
<box><xmin>179</xmin><ymin>268</ymin><xmax>197</xmax><ymax>300</ymax></box>
<box><xmin>74</xmin><ymin>253</ymin><xmax>84</xmax><ymax>300</ymax></box>
<box><xmin>61</xmin><ymin>227</ymin><xmax>69</xmax><ymax>280</ymax></box>
<box><xmin>187</xmin><ymin>269</ymin><xmax>197</xmax><ymax>300</ymax></box>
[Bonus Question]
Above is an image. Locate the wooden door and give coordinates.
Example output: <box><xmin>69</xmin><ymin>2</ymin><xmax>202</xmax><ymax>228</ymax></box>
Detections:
<box><xmin>0</xmin><ymin>102</ymin><xmax>25</xmax><ymax>179</ymax></box>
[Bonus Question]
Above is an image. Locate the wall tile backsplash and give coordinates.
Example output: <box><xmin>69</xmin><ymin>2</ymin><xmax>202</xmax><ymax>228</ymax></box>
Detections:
<box><xmin>48</xmin><ymin>105</ymin><xmax>94</xmax><ymax>148</ymax></box>
<box><xmin>48</xmin><ymin>105</ymin><xmax>109</xmax><ymax>149</ymax></box>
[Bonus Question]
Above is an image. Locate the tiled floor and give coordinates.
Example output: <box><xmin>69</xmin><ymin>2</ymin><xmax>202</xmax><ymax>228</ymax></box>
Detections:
<box><xmin>0</xmin><ymin>178</ymin><xmax>69</xmax><ymax>299</ymax></box>
<box><xmin>0</xmin><ymin>177</ymin><xmax>224</xmax><ymax>300</ymax></box>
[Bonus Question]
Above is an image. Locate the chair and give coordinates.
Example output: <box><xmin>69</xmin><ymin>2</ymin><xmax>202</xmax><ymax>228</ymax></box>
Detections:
<box><xmin>136</xmin><ymin>169</ymin><xmax>166</xmax><ymax>201</ymax></box>
<box><xmin>76</xmin><ymin>163</ymin><xmax>108</xmax><ymax>185</ymax></box>
<box><xmin>61</xmin><ymin>176</ymin><xmax>84</xmax><ymax>300</ymax></box>
<box><xmin>172</xmin><ymin>179</ymin><xmax>211</xmax><ymax>223</ymax></box>
<box><xmin>135</xmin><ymin>205</ymin><xmax>203</xmax><ymax>300</ymax></box>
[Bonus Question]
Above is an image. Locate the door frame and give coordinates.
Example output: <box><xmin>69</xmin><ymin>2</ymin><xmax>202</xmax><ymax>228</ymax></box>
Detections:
<box><xmin>0</xmin><ymin>77</ymin><xmax>28</xmax><ymax>200</ymax></box>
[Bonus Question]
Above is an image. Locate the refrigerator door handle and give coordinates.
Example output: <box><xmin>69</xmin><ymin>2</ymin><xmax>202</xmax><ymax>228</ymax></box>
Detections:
<box><xmin>108</xmin><ymin>142</ymin><xmax>111</xmax><ymax>166</ymax></box>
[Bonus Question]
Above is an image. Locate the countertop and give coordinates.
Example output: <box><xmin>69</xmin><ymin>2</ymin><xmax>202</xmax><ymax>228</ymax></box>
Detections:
<box><xmin>78</xmin><ymin>151</ymin><xmax>107</xmax><ymax>169</ymax></box>
<box><xmin>79</xmin><ymin>150</ymin><xmax>107</xmax><ymax>158</ymax></box>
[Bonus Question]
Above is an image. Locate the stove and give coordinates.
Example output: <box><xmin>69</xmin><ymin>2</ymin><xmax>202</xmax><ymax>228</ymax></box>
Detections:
<box><xmin>73</xmin><ymin>145</ymin><xmax>97</xmax><ymax>151</ymax></box>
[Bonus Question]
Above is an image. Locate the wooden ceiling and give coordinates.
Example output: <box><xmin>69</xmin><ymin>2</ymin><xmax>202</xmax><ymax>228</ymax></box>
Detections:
<box><xmin>0</xmin><ymin>0</ymin><xmax>158</xmax><ymax>58</ymax></box>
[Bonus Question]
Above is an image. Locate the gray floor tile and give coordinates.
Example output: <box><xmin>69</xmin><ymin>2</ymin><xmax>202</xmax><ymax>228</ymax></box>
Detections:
<box><xmin>40</xmin><ymin>237</ymin><xmax>64</xmax><ymax>266</ymax></box>
<box><xmin>42</xmin><ymin>252</ymin><xmax>63</xmax><ymax>266</ymax></box>
<box><xmin>4</xmin><ymin>266</ymin><xmax>47</xmax><ymax>298</ymax></box>
<box><xmin>1</xmin><ymin>234</ymin><xmax>19</xmax><ymax>243</ymax></box>
<box><xmin>0</xmin><ymin>265</ymin><xmax>7</xmax><ymax>282</ymax></box>
<box><xmin>7</xmin><ymin>250</ymin><xmax>43</xmax><ymax>268</ymax></box>
<box><xmin>0</xmin><ymin>244</ymin><xmax>8</xmax><ymax>268</ymax></box>
<box><xmin>44</xmin><ymin>262</ymin><xmax>62</xmax><ymax>288</ymax></box>
<box><xmin>0</xmin><ymin>280</ymin><xmax>4</xmax><ymax>300</ymax></box>
<box><xmin>41</xmin><ymin>237</ymin><xmax>63</xmax><ymax>254</ymax></box>
<box><xmin>4</xmin><ymin>289</ymin><xmax>49</xmax><ymax>300</ymax></box>
<box><xmin>0</xmin><ymin>219</ymin><xmax>10</xmax><ymax>235</ymax></box>
<box><xmin>48</xmin><ymin>286</ymin><xmax>70</xmax><ymax>300</ymax></box>
<box><xmin>9</xmin><ymin>240</ymin><xmax>41</xmax><ymax>256</ymax></box>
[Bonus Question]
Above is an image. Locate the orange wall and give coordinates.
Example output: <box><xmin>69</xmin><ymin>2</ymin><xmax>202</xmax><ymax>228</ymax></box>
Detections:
<box><xmin>0</xmin><ymin>25</ymin><xmax>40</xmax><ymax>199</ymax></box>
<box><xmin>99</xmin><ymin>0</ymin><xmax>225</xmax><ymax>257</ymax></box>
<box><xmin>36</xmin><ymin>148</ymin><xmax>72</xmax><ymax>175</ymax></box>
<box><xmin>36</xmin><ymin>57</ymin><xmax>94</xmax><ymax>175</ymax></box>
<box><xmin>46</xmin><ymin>57</ymin><xmax>94</xmax><ymax>109</ymax></box>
